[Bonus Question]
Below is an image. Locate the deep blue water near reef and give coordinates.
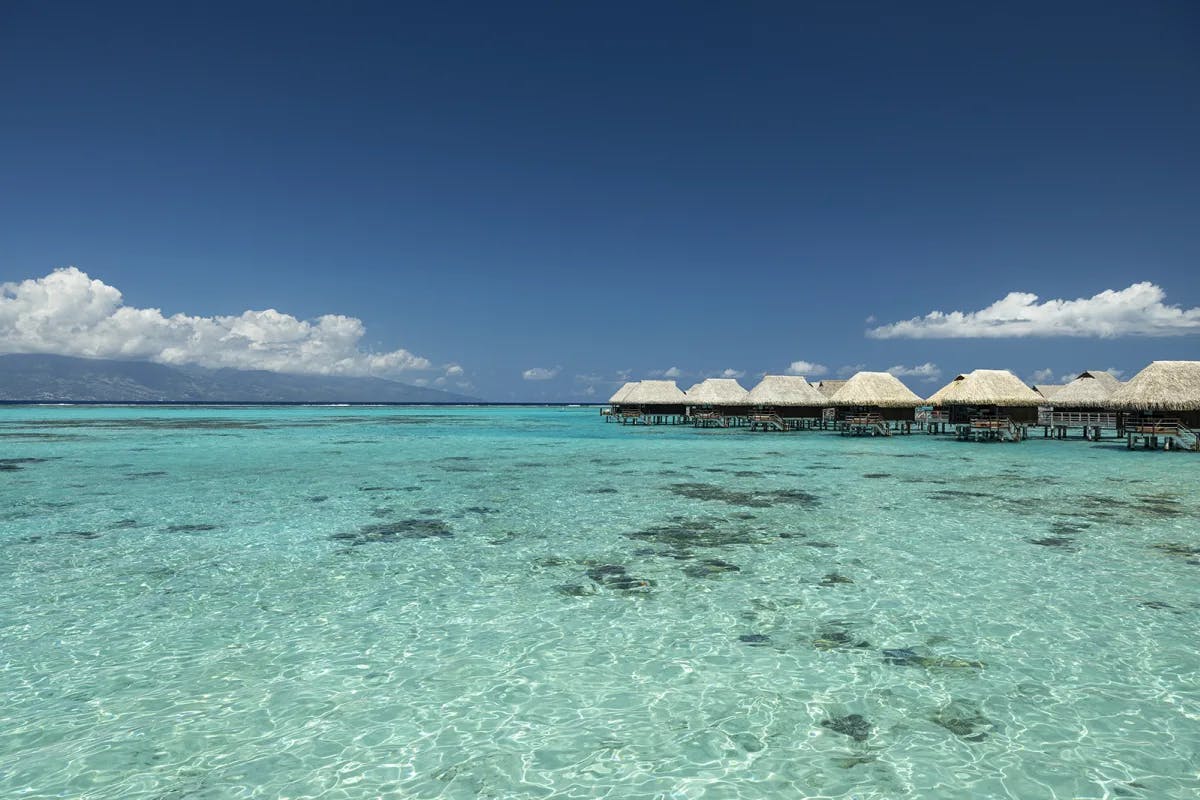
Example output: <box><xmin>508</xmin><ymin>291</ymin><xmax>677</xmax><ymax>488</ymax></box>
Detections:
<box><xmin>1</xmin><ymin>405</ymin><xmax>1197</xmax><ymax>799</ymax></box>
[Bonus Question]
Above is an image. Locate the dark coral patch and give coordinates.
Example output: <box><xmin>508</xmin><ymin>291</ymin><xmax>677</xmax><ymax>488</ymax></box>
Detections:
<box><xmin>57</xmin><ymin>530</ymin><xmax>100</xmax><ymax>540</ymax></box>
<box><xmin>683</xmin><ymin>559</ymin><xmax>741</xmax><ymax>579</ymax></box>
<box><xmin>1029</xmin><ymin>537</ymin><xmax>1075</xmax><ymax>548</ymax></box>
<box><xmin>1134</xmin><ymin>494</ymin><xmax>1185</xmax><ymax>518</ymax></box>
<box><xmin>625</xmin><ymin>517</ymin><xmax>763</xmax><ymax>548</ymax></box>
<box><xmin>932</xmin><ymin>699</ymin><xmax>994</xmax><ymax>742</ymax></box>
<box><xmin>882</xmin><ymin>648</ymin><xmax>984</xmax><ymax>669</ymax></box>
<box><xmin>586</xmin><ymin>564</ymin><xmax>628</xmax><ymax>581</ymax></box>
<box><xmin>584</xmin><ymin>564</ymin><xmax>654</xmax><ymax>593</ymax></box>
<box><xmin>738</xmin><ymin>633</ymin><xmax>771</xmax><ymax>646</ymax></box>
<box><xmin>812</xmin><ymin>625</ymin><xmax>872</xmax><ymax>651</ymax></box>
<box><xmin>0</xmin><ymin>458</ymin><xmax>50</xmax><ymax>471</ymax></box>
<box><xmin>666</xmin><ymin>483</ymin><xmax>819</xmax><ymax>509</ymax></box>
<box><xmin>331</xmin><ymin>519</ymin><xmax>452</xmax><ymax>545</ymax></box>
<box><xmin>821</xmin><ymin>714</ymin><xmax>871</xmax><ymax>742</ymax></box>
<box><xmin>1153</xmin><ymin>543</ymin><xmax>1200</xmax><ymax>558</ymax></box>
<box><xmin>819</xmin><ymin>573</ymin><xmax>853</xmax><ymax>586</ymax></box>
<box><xmin>165</xmin><ymin>524</ymin><xmax>219</xmax><ymax>533</ymax></box>
<box><xmin>1140</xmin><ymin>600</ymin><xmax>1175</xmax><ymax>610</ymax></box>
<box><xmin>556</xmin><ymin>584</ymin><xmax>597</xmax><ymax>597</ymax></box>
<box><xmin>862</xmin><ymin>473</ymin><xmax>891</xmax><ymax>479</ymax></box>
<box><xmin>927</xmin><ymin>490</ymin><xmax>997</xmax><ymax>500</ymax></box>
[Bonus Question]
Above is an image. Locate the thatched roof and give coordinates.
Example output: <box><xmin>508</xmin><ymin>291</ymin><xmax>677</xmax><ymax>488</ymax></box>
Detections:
<box><xmin>1033</xmin><ymin>384</ymin><xmax>1064</xmax><ymax>399</ymax></box>
<box><xmin>622</xmin><ymin>380</ymin><xmax>687</xmax><ymax>405</ymax></box>
<box><xmin>1109</xmin><ymin>361</ymin><xmax>1200</xmax><ymax>411</ymax></box>
<box><xmin>926</xmin><ymin>374</ymin><xmax>968</xmax><ymax>405</ymax></box>
<box><xmin>1074</xmin><ymin>370</ymin><xmax>1122</xmax><ymax>392</ymax></box>
<box><xmin>1049</xmin><ymin>370</ymin><xmax>1121</xmax><ymax>408</ymax></box>
<box><xmin>815</xmin><ymin>380</ymin><xmax>847</xmax><ymax>398</ymax></box>
<box><xmin>828</xmin><ymin>371</ymin><xmax>923</xmax><ymax>408</ymax></box>
<box><xmin>927</xmin><ymin>369</ymin><xmax>1043</xmax><ymax>407</ymax></box>
<box><xmin>608</xmin><ymin>381</ymin><xmax>638</xmax><ymax>404</ymax></box>
<box><xmin>746</xmin><ymin>375</ymin><xmax>828</xmax><ymax>406</ymax></box>
<box><xmin>685</xmin><ymin>378</ymin><xmax>749</xmax><ymax>405</ymax></box>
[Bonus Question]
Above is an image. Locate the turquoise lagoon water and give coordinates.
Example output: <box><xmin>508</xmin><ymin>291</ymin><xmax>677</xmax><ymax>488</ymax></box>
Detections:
<box><xmin>1</xmin><ymin>405</ymin><xmax>1197</xmax><ymax>800</ymax></box>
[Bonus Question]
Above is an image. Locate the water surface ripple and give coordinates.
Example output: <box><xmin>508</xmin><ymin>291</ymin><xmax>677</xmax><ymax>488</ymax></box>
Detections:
<box><xmin>1</xmin><ymin>406</ymin><xmax>1197</xmax><ymax>799</ymax></box>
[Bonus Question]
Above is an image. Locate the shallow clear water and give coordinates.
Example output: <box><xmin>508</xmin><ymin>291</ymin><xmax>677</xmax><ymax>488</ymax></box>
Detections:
<box><xmin>1</xmin><ymin>405</ymin><xmax>1198</xmax><ymax>799</ymax></box>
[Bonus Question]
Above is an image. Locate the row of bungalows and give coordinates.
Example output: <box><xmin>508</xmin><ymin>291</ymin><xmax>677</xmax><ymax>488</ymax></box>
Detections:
<box><xmin>605</xmin><ymin>361</ymin><xmax>1200</xmax><ymax>450</ymax></box>
<box><xmin>925</xmin><ymin>362</ymin><xmax>1200</xmax><ymax>448</ymax></box>
<box><xmin>606</xmin><ymin>375</ymin><xmax>832</xmax><ymax>429</ymax></box>
<box><xmin>1032</xmin><ymin>362</ymin><xmax>1200</xmax><ymax>449</ymax></box>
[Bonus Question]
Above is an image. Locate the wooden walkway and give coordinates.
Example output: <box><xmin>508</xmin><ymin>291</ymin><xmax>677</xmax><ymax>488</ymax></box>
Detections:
<box><xmin>957</xmin><ymin>417</ymin><xmax>1025</xmax><ymax>442</ymax></box>
<box><xmin>1126</xmin><ymin>419</ymin><xmax>1199</xmax><ymax>451</ymax></box>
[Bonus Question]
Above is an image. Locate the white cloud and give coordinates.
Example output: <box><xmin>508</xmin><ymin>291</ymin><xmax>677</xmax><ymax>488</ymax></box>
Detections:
<box><xmin>720</xmin><ymin>368</ymin><xmax>744</xmax><ymax>379</ymax></box>
<box><xmin>584</xmin><ymin>385</ymin><xmax>596</xmax><ymax>396</ymax></box>
<box><xmin>836</xmin><ymin>363</ymin><xmax>865</xmax><ymax>377</ymax></box>
<box><xmin>786</xmin><ymin>360</ymin><xmax>828</xmax><ymax>377</ymax></box>
<box><xmin>663</xmin><ymin>366</ymin><xmax>682</xmax><ymax>378</ymax></box>
<box><xmin>868</xmin><ymin>283</ymin><xmax>1200</xmax><ymax>339</ymax></box>
<box><xmin>444</xmin><ymin>363</ymin><xmax>464</xmax><ymax>376</ymax></box>
<box><xmin>885</xmin><ymin>362</ymin><xmax>941</xmax><ymax>381</ymax></box>
<box><xmin>0</xmin><ymin>267</ymin><xmax>433</xmax><ymax>377</ymax></box>
<box><xmin>1104</xmin><ymin>367</ymin><xmax>1126</xmax><ymax>380</ymax></box>
<box><xmin>1029</xmin><ymin>368</ymin><xmax>1057</xmax><ymax>385</ymax></box>
<box><xmin>522</xmin><ymin>366</ymin><xmax>559</xmax><ymax>381</ymax></box>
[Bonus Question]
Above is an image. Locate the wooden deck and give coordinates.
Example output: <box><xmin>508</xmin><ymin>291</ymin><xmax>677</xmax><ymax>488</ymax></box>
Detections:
<box><xmin>957</xmin><ymin>417</ymin><xmax>1025</xmax><ymax>442</ymax></box>
<box><xmin>840</xmin><ymin>414</ymin><xmax>890</xmax><ymax>437</ymax></box>
<box><xmin>1126</xmin><ymin>419</ymin><xmax>1199</xmax><ymax>451</ymax></box>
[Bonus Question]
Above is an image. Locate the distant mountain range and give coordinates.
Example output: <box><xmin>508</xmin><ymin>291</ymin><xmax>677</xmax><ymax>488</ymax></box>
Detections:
<box><xmin>0</xmin><ymin>354</ymin><xmax>477</xmax><ymax>403</ymax></box>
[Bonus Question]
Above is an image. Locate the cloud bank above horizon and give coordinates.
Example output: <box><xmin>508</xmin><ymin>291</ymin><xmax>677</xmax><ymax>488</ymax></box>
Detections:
<box><xmin>868</xmin><ymin>282</ymin><xmax>1200</xmax><ymax>339</ymax></box>
<box><xmin>0</xmin><ymin>267</ymin><xmax>433</xmax><ymax>377</ymax></box>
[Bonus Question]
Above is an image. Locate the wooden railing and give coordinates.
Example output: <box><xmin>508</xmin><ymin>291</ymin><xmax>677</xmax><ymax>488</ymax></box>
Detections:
<box><xmin>965</xmin><ymin>417</ymin><xmax>1022</xmax><ymax>441</ymax></box>
<box><xmin>1127</xmin><ymin>419</ymin><xmax>1199</xmax><ymax>451</ymax></box>
<box><xmin>842</xmin><ymin>413</ymin><xmax>890</xmax><ymax>437</ymax></box>
<box><xmin>749</xmin><ymin>412</ymin><xmax>785</xmax><ymax>431</ymax></box>
<box><xmin>1037</xmin><ymin>410</ymin><xmax>1119</xmax><ymax>428</ymax></box>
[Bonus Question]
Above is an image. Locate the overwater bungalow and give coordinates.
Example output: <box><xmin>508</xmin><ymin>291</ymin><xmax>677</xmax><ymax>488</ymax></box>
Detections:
<box><xmin>828</xmin><ymin>371</ymin><xmax>923</xmax><ymax>436</ymax></box>
<box><xmin>1109</xmin><ymin>361</ymin><xmax>1200</xmax><ymax>450</ymax></box>
<box><xmin>619</xmin><ymin>380</ymin><xmax>688</xmax><ymax>425</ymax></box>
<box><xmin>684</xmin><ymin>378</ymin><xmax>750</xmax><ymax>427</ymax></box>
<box><xmin>1038</xmin><ymin>370</ymin><xmax>1122</xmax><ymax>439</ymax></box>
<box><xmin>745</xmin><ymin>375</ymin><xmax>828</xmax><ymax>431</ymax></box>
<box><xmin>927</xmin><ymin>369</ymin><xmax>1043</xmax><ymax>441</ymax></box>
<box><xmin>603</xmin><ymin>381</ymin><xmax>640</xmax><ymax>421</ymax></box>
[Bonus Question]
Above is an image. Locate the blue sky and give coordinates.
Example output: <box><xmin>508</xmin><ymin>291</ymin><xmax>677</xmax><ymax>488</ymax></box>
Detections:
<box><xmin>2</xmin><ymin>1</ymin><xmax>1198</xmax><ymax>399</ymax></box>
